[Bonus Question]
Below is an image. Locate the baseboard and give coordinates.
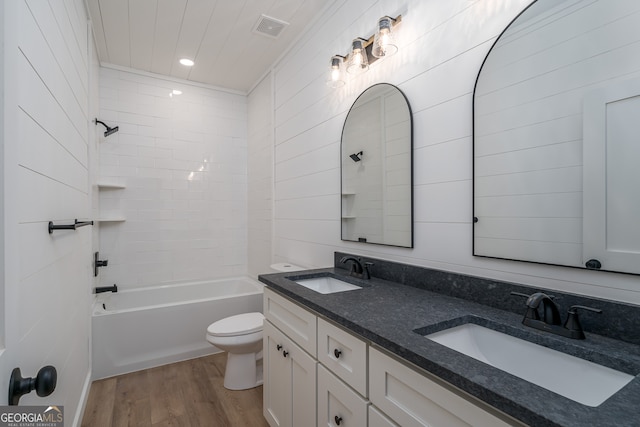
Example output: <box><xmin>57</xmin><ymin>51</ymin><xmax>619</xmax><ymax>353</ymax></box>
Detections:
<box><xmin>71</xmin><ymin>370</ymin><xmax>93</xmax><ymax>427</ymax></box>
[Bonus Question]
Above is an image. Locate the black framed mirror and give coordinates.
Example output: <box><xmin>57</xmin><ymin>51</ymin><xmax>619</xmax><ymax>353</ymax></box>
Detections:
<box><xmin>341</xmin><ymin>83</ymin><xmax>413</xmax><ymax>248</ymax></box>
<box><xmin>473</xmin><ymin>0</ymin><xmax>640</xmax><ymax>275</ymax></box>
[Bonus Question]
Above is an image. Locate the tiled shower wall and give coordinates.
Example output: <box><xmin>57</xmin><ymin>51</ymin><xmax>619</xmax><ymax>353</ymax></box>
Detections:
<box><xmin>97</xmin><ymin>67</ymin><xmax>248</xmax><ymax>289</ymax></box>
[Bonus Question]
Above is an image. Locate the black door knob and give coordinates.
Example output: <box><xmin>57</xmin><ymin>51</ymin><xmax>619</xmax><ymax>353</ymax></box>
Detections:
<box><xmin>334</xmin><ymin>348</ymin><xmax>342</xmax><ymax>358</ymax></box>
<box><xmin>282</xmin><ymin>350</ymin><xmax>289</xmax><ymax>358</ymax></box>
<box><xmin>334</xmin><ymin>415</ymin><xmax>343</xmax><ymax>425</ymax></box>
<box><xmin>276</xmin><ymin>344</ymin><xmax>282</xmax><ymax>351</ymax></box>
<box><xmin>8</xmin><ymin>366</ymin><xmax>57</xmax><ymax>405</ymax></box>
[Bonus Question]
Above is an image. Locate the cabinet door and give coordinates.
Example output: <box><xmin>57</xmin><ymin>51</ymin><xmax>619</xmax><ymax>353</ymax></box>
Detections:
<box><xmin>317</xmin><ymin>365</ymin><xmax>368</xmax><ymax>427</ymax></box>
<box><xmin>264</xmin><ymin>321</ymin><xmax>292</xmax><ymax>427</ymax></box>
<box><xmin>369</xmin><ymin>348</ymin><xmax>514</xmax><ymax>427</ymax></box>
<box><xmin>264</xmin><ymin>320</ymin><xmax>317</xmax><ymax>427</ymax></box>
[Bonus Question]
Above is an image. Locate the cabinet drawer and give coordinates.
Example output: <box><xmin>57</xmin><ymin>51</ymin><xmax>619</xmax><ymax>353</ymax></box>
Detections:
<box><xmin>317</xmin><ymin>318</ymin><xmax>367</xmax><ymax>396</ymax></box>
<box><xmin>264</xmin><ymin>287</ymin><xmax>317</xmax><ymax>356</ymax></box>
<box><xmin>368</xmin><ymin>406</ymin><xmax>399</xmax><ymax>427</ymax></box>
<box><xmin>317</xmin><ymin>364</ymin><xmax>368</xmax><ymax>427</ymax></box>
<box><xmin>369</xmin><ymin>348</ymin><xmax>514</xmax><ymax>427</ymax></box>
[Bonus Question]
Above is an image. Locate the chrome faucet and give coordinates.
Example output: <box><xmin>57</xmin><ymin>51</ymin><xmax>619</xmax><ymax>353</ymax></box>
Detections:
<box><xmin>339</xmin><ymin>256</ymin><xmax>373</xmax><ymax>280</ymax></box>
<box><xmin>511</xmin><ymin>291</ymin><xmax>602</xmax><ymax>339</ymax></box>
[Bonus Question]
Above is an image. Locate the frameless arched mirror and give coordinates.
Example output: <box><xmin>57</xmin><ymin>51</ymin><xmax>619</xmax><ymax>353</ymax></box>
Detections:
<box><xmin>341</xmin><ymin>83</ymin><xmax>413</xmax><ymax>247</ymax></box>
<box><xmin>474</xmin><ymin>0</ymin><xmax>640</xmax><ymax>275</ymax></box>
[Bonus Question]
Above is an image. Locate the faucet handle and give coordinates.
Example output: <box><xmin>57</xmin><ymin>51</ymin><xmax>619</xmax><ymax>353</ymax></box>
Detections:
<box><xmin>564</xmin><ymin>305</ymin><xmax>602</xmax><ymax>339</ymax></box>
<box><xmin>510</xmin><ymin>292</ymin><xmax>540</xmax><ymax>320</ymax></box>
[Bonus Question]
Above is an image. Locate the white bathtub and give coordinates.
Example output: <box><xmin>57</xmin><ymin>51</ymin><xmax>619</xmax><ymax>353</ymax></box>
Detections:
<box><xmin>92</xmin><ymin>277</ymin><xmax>264</xmax><ymax>379</ymax></box>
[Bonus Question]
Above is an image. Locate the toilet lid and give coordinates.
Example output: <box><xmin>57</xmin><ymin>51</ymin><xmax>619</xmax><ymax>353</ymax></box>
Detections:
<box><xmin>207</xmin><ymin>312</ymin><xmax>264</xmax><ymax>337</ymax></box>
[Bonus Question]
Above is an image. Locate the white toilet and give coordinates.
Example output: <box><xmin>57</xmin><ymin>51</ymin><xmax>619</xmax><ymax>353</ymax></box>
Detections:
<box><xmin>206</xmin><ymin>262</ymin><xmax>304</xmax><ymax>390</ymax></box>
<box><xmin>206</xmin><ymin>312</ymin><xmax>265</xmax><ymax>390</ymax></box>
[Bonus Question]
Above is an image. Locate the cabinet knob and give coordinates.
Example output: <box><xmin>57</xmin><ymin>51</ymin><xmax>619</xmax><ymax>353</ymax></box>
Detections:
<box><xmin>282</xmin><ymin>350</ymin><xmax>289</xmax><ymax>358</ymax></box>
<box><xmin>334</xmin><ymin>348</ymin><xmax>342</xmax><ymax>358</ymax></box>
<box><xmin>334</xmin><ymin>415</ymin><xmax>343</xmax><ymax>426</ymax></box>
<box><xmin>276</xmin><ymin>344</ymin><xmax>282</xmax><ymax>351</ymax></box>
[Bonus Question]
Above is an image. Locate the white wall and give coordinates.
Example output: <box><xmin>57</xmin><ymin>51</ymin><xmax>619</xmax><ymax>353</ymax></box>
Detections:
<box><xmin>0</xmin><ymin>0</ymin><xmax>95</xmax><ymax>423</ymax></box>
<box><xmin>256</xmin><ymin>0</ymin><xmax>640</xmax><ymax>305</ymax></box>
<box><xmin>97</xmin><ymin>67</ymin><xmax>248</xmax><ymax>289</ymax></box>
<box><xmin>248</xmin><ymin>74</ymin><xmax>275</xmax><ymax>277</ymax></box>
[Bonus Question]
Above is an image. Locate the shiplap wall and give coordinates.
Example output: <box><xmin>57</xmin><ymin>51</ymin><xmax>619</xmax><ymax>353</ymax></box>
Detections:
<box><xmin>97</xmin><ymin>67</ymin><xmax>248</xmax><ymax>289</ymax></box>
<box><xmin>259</xmin><ymin>0</ymin><xmax>640</xmax><ymax>304</ymax></box>
<box><xmin>248</xmin><ymin>74</ymin><xmax>275</xmax><ymax>277</ymax></box>
<box><xmin>474</xmin><ymin>0</ymin><xmax>640</xmax><ymax>268</ymax></box>
<box><xmin>0</xmin><ymin>0</ymin><xmax>95</xmax><ymax>423</ymax></box>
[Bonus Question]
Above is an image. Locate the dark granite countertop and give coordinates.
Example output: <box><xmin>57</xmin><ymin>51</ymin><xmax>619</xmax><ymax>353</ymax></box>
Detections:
<box><xmin>258</xmin><ymin>267</ymin><xmax>640</xmax><ymax>427</ymax></box>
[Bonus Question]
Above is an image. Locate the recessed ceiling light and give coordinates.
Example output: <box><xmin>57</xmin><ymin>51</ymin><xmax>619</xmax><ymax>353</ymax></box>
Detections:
<box><xmin>179</xmin><ymin>58</ymin><xmax>194</xmax><ymax>66</ymax></box>
<box><xmin>172</xmin><ymin>90</ymin><xmax>183</xmax><ymax>95</ymax></box>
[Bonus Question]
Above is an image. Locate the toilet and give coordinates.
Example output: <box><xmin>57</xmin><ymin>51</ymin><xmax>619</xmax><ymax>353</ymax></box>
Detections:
<box><xmin>206</xmin><ymin>312</ymin><xmax>265</xmax><ymax>390</ymax></box>
<box><xmin>206</xmin><ymin>262</ymin><xmax>304</xmax><ymax>390</ymax></box>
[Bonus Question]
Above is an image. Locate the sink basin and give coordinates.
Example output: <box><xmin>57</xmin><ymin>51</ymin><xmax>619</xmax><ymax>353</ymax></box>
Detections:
<box><xmin>294</xmin><ymin>276</ymin><xmax>362</xmax><ymax>294</ymax></box>
<box><xmin>425</xmin><ymin>323</ymin><xmax>634</xmax><ymax>407</ymax></box>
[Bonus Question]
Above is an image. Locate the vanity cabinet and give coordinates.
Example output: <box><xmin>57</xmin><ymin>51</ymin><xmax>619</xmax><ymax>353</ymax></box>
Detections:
<box><xmin>263</xmin><ymin>287</ymin><xmax>517</xmax><ymax>427</ymax></box>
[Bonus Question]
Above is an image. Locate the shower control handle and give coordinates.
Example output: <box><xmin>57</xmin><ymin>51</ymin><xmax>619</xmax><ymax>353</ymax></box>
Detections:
<box><xmin>334</xmin><ymin>349</ymin><xmax>342</xmax><ymax>358</ymax></box>
<box><xmin>335</xmin><ymin>415</ymin><xmax>343</xmax><ymax>425</ymax></box>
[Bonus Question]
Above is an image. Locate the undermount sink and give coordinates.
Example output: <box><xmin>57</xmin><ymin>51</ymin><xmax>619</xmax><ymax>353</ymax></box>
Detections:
<box><xmin>425</xmin><ymin>323</ymin><xmax>634</xmax><ymax>407</ymax></box>
<box><xmin>293</xmin><ymin>276</ymin><xmax>362</xmax><ymax>294</ymax></box>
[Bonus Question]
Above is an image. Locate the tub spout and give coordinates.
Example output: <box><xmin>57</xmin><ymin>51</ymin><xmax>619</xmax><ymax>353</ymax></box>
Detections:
<box><xmin>95</xmin><ymin>284</ymin><xmax>117</xmax><ymax>294</ymax></box>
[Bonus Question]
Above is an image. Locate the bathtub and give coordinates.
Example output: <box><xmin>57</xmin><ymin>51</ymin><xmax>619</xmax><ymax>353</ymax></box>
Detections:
<box><xmin>92</xmin><ymin>276</ymin><xmax>264</xmax><ymax>379</ymax></box>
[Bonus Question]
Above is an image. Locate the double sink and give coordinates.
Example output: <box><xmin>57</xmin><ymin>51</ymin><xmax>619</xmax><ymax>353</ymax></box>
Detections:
<box><xmin>291</xmin><ymin>273</ymin><xmax>635</xmax><ymax>408</ymax></box>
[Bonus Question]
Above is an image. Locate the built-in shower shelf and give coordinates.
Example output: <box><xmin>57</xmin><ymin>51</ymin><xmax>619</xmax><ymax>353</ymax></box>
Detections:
<box><xmin>97</xmin><ymin>181</ymin><xmax>126</xmax><ymax>189</ymax></box>
<box><xmin>96</xmin><ymin>217</ymin><xmax>126</xmax><ymax>223</ymax></box>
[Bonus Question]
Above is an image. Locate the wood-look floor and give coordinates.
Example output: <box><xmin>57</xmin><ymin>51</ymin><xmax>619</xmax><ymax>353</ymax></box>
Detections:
<box><xmin>81</xmin><ymin>353</ymin><xmax>269</xmax><ymax>427</ymax></box>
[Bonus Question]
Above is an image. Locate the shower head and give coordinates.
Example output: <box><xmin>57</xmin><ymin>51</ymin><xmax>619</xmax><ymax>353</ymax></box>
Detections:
<box><xmin>95</xmin><ymin>119</ymin><xmax>119</xmax><ymax>137</ymax></box>
<box><xmin>349</xmin><ymin>151</ymin><xmax>363</xmax><ymax>162</ymax></box>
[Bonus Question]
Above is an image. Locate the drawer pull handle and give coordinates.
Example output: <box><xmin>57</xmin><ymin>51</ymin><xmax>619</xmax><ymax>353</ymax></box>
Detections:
<box><xmin>276</xmin><ymin>344</ymin><xmax>282</xmax><ymax>351</ymax></box>
<box><xmin>334</xmin><ymin>415</ymin><xmax>343</xmax><ymax>425</ymax></box>
<box><xmin>282</xmin><ymin>350</ymin><xmax>289</xmax><ymax>358</ymax></box>
<box><xmin>334</xmin><ymin>348</ymin><xmax>342</xmax><ymax>358</ymax></box>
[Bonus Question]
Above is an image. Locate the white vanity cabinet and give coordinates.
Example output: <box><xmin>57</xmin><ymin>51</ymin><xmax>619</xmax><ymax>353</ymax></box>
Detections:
<box><xmin>263</xmin><ymin>287</ymin><xmax>520</xmax><ymax>427</ymax></box>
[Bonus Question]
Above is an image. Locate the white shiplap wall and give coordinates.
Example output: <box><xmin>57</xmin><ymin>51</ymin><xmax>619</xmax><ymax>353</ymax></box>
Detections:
<box><xmin>248</xmin><ymin>74</ymin><xmax>275</xmax><ymax>277</ymax></box>
<box><xmin>259</xmin><ymin>0</ymin><xmax>640</xmax><ymax>304</ymax></box>
<box><xmin>97</xmin><ymin>67</ymin><xmax>248</xmax><ymax>289</ymax></box>
<box><xmin>1</xmin><ymin>0</ymin><xmax>96</xmax><ymax>423</ymax></box>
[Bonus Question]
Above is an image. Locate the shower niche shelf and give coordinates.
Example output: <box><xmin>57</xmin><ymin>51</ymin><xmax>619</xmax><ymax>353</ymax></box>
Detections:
<box><xmin>97</xmin><ymin>179</ymin><xmax>126</xmax><ymax>189</ymax></box>
<box><xmin>97</xmin><ymin>179</ymin><xmax>126</xmax><ymax>223</ymax></box>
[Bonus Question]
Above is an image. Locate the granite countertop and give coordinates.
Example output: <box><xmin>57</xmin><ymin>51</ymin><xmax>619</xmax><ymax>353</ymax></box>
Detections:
<box><xmin>259</xmin><ymin>268</ymin><xmax>640</xmax><ymax>427</ymax></box>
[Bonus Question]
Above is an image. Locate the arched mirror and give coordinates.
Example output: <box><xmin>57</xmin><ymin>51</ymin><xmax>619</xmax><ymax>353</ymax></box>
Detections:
<box><xmin>473</xmin><ymin>0</ymin><xmax>640</xmax><ymax>274</ymax></box>
<box><xmin>341</xmin><ymin>83</ymin><xmax>413</xmax><ymax>248</ymax></box>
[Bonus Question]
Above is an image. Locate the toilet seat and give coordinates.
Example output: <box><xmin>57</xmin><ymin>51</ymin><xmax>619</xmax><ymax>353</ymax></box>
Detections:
<box><xmin>207</xmin><ymin>312</ymin><xmax>264</xmax><ymax>337</ymax></box>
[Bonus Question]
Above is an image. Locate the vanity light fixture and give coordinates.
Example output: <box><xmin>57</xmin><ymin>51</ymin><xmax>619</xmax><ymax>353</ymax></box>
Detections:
<box><xmin>327</xmin><ymin>14</ymin><xmax>401</xmax><ymax>86</ymax></box>
<box><xmin>346</xmin><ymin>38</ymin><xmax>369</xmax><ymax>74</ymax></box>
<box><xmin>372</xmin><ymin>16</ymin><xmax>398</xmax><ymax>58</ymax></box>
<box><xmin>327</xmin><ymin>55</ymin><xmax>346</xmax><ymax>88</ymax></box>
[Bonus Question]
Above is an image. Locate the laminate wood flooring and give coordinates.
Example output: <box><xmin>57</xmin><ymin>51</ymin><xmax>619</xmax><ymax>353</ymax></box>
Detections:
<box><xmin>81</xmin><ymin>353</ymin><xmax>269</xmax><ymax>427</ymax></box>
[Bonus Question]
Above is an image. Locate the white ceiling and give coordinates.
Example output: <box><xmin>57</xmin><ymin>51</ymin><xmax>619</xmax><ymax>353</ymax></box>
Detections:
<box><xmin>86</xmin><ymin>0</ymin><xmax>329</xmax><ymax>92</ymax></box>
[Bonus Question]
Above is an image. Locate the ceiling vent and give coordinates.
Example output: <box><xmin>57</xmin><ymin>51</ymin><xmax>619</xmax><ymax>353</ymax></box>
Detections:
<box><xmin>253</xmin><ymin>14</ymin><xmax>289</xmax><ymax>38</ymax></box>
